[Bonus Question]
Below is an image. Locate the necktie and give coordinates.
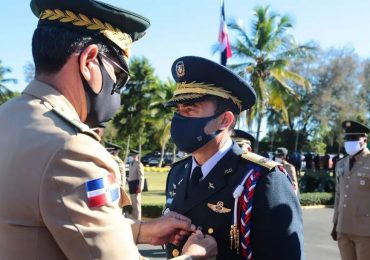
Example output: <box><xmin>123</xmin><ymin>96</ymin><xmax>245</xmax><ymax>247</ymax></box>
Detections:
<box><xmin>190</xmin><ymin>166</ymin><xmax>203</xmax><ymax>187</ymax></box>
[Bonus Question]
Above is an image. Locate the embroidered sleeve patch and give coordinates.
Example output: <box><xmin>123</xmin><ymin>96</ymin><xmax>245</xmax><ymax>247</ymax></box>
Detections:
<box><xmin>85</xmin><ymin>174</ymin><xmax>120</xmax><ymax>208</ymax></box>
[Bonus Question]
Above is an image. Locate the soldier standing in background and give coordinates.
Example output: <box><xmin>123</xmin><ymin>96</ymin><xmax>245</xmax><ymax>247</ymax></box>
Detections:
<box><xmin>128</xmin><ymin>149</ymin><xmax>145</xmax><ymax>220</ymax></box>
<box><xmin>106</xmin><ymin>142</ymin><xmax>131</xmax><ymax>208</ymax></box>
<box><xmin>275</xmin><ymin>147</ymin><xmax>299</xmax><ymax>194</ymax></box>
<box><xmin>331</xmin><ymin>120</ymin><xmax>370</xmax><ymax>260</ymax></box>
<box><xmin>232</xmin><ymin>129</ymin><xmax>255</xmax><ymax>153</ymax></box>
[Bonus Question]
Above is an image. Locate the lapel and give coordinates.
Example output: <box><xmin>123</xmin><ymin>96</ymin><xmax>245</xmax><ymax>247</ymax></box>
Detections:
<box><xmin>170</xmin><ymin>159</ymin><xmax>192</xmax><ymax>211</ymax></box>
<box><xmin>176</xmin><ymin>143</ymin><xmax>243</xmax><ymax>215</ymax></box>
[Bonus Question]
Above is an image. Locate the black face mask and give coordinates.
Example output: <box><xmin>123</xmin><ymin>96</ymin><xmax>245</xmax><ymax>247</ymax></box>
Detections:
<box><xmin>170</xmin><ymin>112</ymin><xmax>222</xmax><ymax>153</ymax></box>
<box><xmin>81</xmin><ymin>57</ymin><xmax>121</xmax><ymax>127</ymax></box>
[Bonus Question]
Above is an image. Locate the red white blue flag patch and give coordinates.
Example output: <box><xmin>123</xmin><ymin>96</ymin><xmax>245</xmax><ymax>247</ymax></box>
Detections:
<box><xmin>85</xmin><ymin>174</ymin><xmax>120</xmax><ymax>208</ymax></box>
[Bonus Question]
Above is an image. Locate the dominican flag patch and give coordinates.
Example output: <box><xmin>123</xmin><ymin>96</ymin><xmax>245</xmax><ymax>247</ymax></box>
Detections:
<box><xmin>85</xmin><ymin>174</ymin><xmax>120</xmax><ymax>208</ymax></box>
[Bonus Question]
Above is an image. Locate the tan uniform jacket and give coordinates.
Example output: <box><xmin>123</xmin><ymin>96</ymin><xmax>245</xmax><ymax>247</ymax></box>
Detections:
<box><xmin>282</xmin><ymin>160</ymin><xmax>299</xmax><ymax>191</ymax></box>
<box><xmin>128</xmin><ymin>160</ymin><xmax>145</xmax><ymax>190</ymax></box>
<box><xmin>333</xmin><ymin>148</ymin><xmax>370</xmax><ymax>236</ymax></box>
<box><xmin>0</xmin><ymin>81</ymin><xmax>142</xmax><ymax>259</ymax></box>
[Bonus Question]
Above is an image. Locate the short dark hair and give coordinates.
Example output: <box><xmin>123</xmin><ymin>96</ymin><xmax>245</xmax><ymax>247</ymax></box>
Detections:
<box><xmin>208</xmin><ymin>96</ymin><xmax>239</xmax><ymax>129</ymax></box>
<box><xmin>32</xmin><ymin>26</ymin><xmax>111</xmax><ymax>75</ymax></box>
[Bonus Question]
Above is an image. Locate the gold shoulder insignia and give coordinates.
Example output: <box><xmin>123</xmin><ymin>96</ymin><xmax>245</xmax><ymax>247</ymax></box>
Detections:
<box><xmin>241</xmin><ymin>152</ymin><xmax>279</xmax><ymax>170</ymax></box>
<box><xmin>51</xmin><ymin>106</ymin><xmax>100</xmax><ymax>141</ymax></box>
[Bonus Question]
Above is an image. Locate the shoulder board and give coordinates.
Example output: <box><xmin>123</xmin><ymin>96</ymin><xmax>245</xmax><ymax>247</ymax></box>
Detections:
<box><xmin>241</xmin><ymin>152</ymin><xmax>279</xmax><ymax>170</ymax></box>
<box><xmin>171</xmin><ymin>155</ymin><xmax>192</xmax><ymax>167</ymax></box>
<box><xmin>49</xmin><ymin>105</ymin><xmax>101</xmax><ymax>141</ymax></box>
<box><xmin>337</xmin><ymin>155</ymin><xmax>349</xmax><ymax>163</ymax></box>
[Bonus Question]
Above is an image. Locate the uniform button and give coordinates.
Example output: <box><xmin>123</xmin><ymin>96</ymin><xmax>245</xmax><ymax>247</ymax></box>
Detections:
<box><xmin>343</xmin><ymin>204</ymin><xmax>347</xmax><ymax>208</ymax></box>
<box><xmin>345</xmin><ymin>185</ymin><xmax>349</xmax><ymax>189</ymax></box>
<box><xmin>208</xmin><ymin>228</ymin><xmax>214</xmax><ymax>234</ymax></box>
<box><xmin>172</xmin><ymin>249</ymin><xmax>179</xmax><ymax>257</ymax></box>
<box><xmin>344</xmin><ymin>194</ymin><xmax>348</xmax><ymax>198</ymax></box>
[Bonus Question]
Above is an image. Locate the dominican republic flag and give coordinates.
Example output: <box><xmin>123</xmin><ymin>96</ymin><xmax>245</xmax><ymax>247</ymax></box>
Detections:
<box><xmin>219</xmin><ymin>0</ymin><xmax>232</xmax><ymax>66</ymax></box>
<box><xmin>85</xmin><ymin>174</ymin><xmax>120</xmax><ymax>208</ymax></box>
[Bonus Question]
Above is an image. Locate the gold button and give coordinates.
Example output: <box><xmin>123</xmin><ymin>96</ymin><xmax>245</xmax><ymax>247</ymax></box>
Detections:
<box><xmin>208</xmin><ymin>228</ymin><xmax>214</xmax><ymax>234</ymax></box>
<box><xmin>172</xmin><ymin>249</ymin><xmax>179</xmax><ymax>257</ymax></box>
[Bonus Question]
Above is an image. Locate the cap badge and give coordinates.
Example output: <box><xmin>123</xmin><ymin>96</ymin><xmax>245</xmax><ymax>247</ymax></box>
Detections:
<box><xmin>346</xmin><ymin>121</ymin><xmax>351</xmax><ymax>127</ymax></box>
<box><xmin>207</xmin><ymin>201</ymin><xmax>231</xmax><ymax>213</ymax></box>
<box><xmin>175</xmin><ymin>61</ymin><xmax>186</xmax><ymax>77</ymax></box>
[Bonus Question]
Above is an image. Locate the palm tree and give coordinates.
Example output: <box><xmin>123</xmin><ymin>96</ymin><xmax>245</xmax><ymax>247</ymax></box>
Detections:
<box><xmin>0</xmin><ymin>60</ymin><xmax>17</xmax><ymax>104</ymax></box>
<box><xmin>149</xmin><ymin>79</ymin><xmax>177</xmax><ymax>166</ymax></box>
<box><xmin>227</xmin><ymin>6</ymin><xmax>312</xmax><ymax>152</ymax></box>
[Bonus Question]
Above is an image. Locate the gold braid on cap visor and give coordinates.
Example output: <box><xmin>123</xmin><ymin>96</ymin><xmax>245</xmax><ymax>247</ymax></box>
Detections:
<box><xmin>170</xmin><ymin>82</ymin><xmax>242</xmax><ymax>111</ymax></box>
<box><xmin>233</xmin><ymin>138</ymin><xmax>251</xmax><ymax>146</ymax></box>
<box><xmin>39</xmin><ymin>9</ymin><xmax>133</xmax><ymax>61</ymax></box>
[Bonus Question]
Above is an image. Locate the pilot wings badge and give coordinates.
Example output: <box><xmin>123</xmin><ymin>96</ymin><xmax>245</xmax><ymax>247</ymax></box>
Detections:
<box><xmin>207</xmin><ymin>201</ymin><xmax>231</xmax><ymax>213</ymax></box>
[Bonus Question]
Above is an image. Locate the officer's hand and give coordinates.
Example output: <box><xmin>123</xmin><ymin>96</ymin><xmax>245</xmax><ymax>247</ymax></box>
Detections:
<box><xmin>139</xmin><ymin>211</ymin><xmax>195</xmax><ymax>245</ymax></box>
<box><xmin>182</xmin><ymin>230</ymin><xmax>218</xmax><ymax>259</ymax></box>
<box><xmin>330</xmin><ymin>224</ymin><xmax>337</xmax><ymax>241</ymax></box>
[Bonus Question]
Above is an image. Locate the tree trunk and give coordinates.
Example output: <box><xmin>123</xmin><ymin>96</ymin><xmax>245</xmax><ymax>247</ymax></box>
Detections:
<box><xmin>255</xmin><ymin>114</ymin><xmax>262</xmax><ymax>153</ymax></box>
<box><xmin>138</xmin><ymin>135</ymin><xmax>142</xmax><ymax>161</ymax></box>
<box><xmin>159</xmin><ymin>143</ymin><xmax>165</xmax><ymax>167</ymax></box>
<box><xmin>294</xmin><ymin>130</ymin><xmax>299</xmax><ymax>152</ymax></box>
<box><xmin>124</xmin><ymin>135</ymin><xmax>130</xmax><ymax>163</ymax></box>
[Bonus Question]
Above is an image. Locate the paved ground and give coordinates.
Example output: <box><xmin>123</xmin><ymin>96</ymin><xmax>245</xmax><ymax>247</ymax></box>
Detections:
<box><xmin>138</xmin><ymin>207</ymin><xmax>341</xmax><ymax>259</ymax></box>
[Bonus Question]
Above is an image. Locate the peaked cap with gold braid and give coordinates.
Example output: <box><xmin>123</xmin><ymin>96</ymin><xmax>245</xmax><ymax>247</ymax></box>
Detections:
<box><xmin>165</xmin><ymin>56</ymin><xmax>256</xmax><ymax>112</ymax></box>
<box><xmin>232</xmin><ymin>129</ymin><xmax>255</xmax><ymax>147</ymax></box>
<box><xmin>30</xmin><ymin>0</ymin><xmax>150</xmax><ymax>59</ymax></box>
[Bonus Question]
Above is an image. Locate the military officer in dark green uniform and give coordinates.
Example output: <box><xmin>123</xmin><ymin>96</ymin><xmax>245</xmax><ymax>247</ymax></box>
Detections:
<box><xmin>164</xmin><ymin>56</ymin><xmax>304</xmax><ymax>260</ymax></box>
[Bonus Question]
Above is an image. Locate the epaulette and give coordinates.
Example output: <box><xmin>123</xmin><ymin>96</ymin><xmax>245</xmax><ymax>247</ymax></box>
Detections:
<box><xmin>171</xmin><ymin>154</ymin><xmax>192</xmax><ymax>167</ymax></box>
<box><xmin>337</xmin><ymin>154</ymin><xmax>349</xmax><ymax>163</ymax></box>
<box><xmin>47</xmin><ymin>103</ymin><xmax>101</xmax><ymax>142</ymax></box>
<box><xmin>241</xmin><ymin>152</ymin><xmax>279</xmax><ymax>170</ymax></box>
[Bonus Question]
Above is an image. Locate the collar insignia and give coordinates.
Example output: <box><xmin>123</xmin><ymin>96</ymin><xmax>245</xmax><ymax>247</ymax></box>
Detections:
<box><xmin>208</xmin><ymin>182</ymin><xmax>215</xmax><ymax>189</ymax></box>
<box><xmin>224</xmin><ymin>168</ymin><xmax>233</xmax><ymax>174</ymax></box>
<box><xmin>207</xmin><ymin>201</ymin><xmax>231</xmax><ymax>213</ymax></box>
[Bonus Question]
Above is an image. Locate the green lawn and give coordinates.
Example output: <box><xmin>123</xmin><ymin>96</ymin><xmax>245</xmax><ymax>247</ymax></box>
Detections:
<box><xmin>141</xmin><ymin>171</ymin><xmax>168</xmax><ymax>205</ymax></box>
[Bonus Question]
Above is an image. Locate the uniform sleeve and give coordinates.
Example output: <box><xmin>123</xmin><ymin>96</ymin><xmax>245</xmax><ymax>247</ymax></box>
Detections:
<box><xmin>39</xmin><ymin>135</ymin><xmax>141</xmax><ymax>259</ymax></box>
<box><xmin>251</xmin><ymin>167</ymin><xmax>305</xmax><ymax>260</ymax></box>
<box><xmin>333</xmin><ymin>165</ymin><xmax>341</xmax><ymax>225</ymax></box>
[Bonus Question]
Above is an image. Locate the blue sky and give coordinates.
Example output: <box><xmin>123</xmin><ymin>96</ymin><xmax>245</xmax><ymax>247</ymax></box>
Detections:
<box><xmin>1</xmin><ymin>0</ymin><xmax>370</xmax><ymax>93</ymax></box>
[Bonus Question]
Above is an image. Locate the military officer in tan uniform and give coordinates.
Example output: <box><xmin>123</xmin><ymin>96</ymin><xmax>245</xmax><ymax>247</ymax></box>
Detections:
<box><xmin>275</xmin><ymin>147</ymin><xmax>299</xmax><ymax>194</ymax></box>
<box><xmin>0</xmin><ymin>0</ymin><xmax>217</xmax><ymax>259</ymax></box>
<box><xmin>128</xmin><ymin>150</ymin><xmax>145</xmax><ymax>220</ymax></box>
<box><xmin>331</xmin><ymin>120</ymin><xmax>370</xmax><ymax>260</ymax></box>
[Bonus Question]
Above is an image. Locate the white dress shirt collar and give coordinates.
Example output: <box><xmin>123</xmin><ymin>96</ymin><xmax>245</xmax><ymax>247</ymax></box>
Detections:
<box><xmin>191</xmin><ymin>138</ymin><xmax>233</xmax><ymax>180</ymax></box>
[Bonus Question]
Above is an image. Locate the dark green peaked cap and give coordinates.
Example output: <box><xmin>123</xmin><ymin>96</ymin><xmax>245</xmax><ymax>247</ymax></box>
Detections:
<box><xmin>30</xmin><ymin>0</ymin><xmax>150</xmax><ymax>58</ymax></box>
